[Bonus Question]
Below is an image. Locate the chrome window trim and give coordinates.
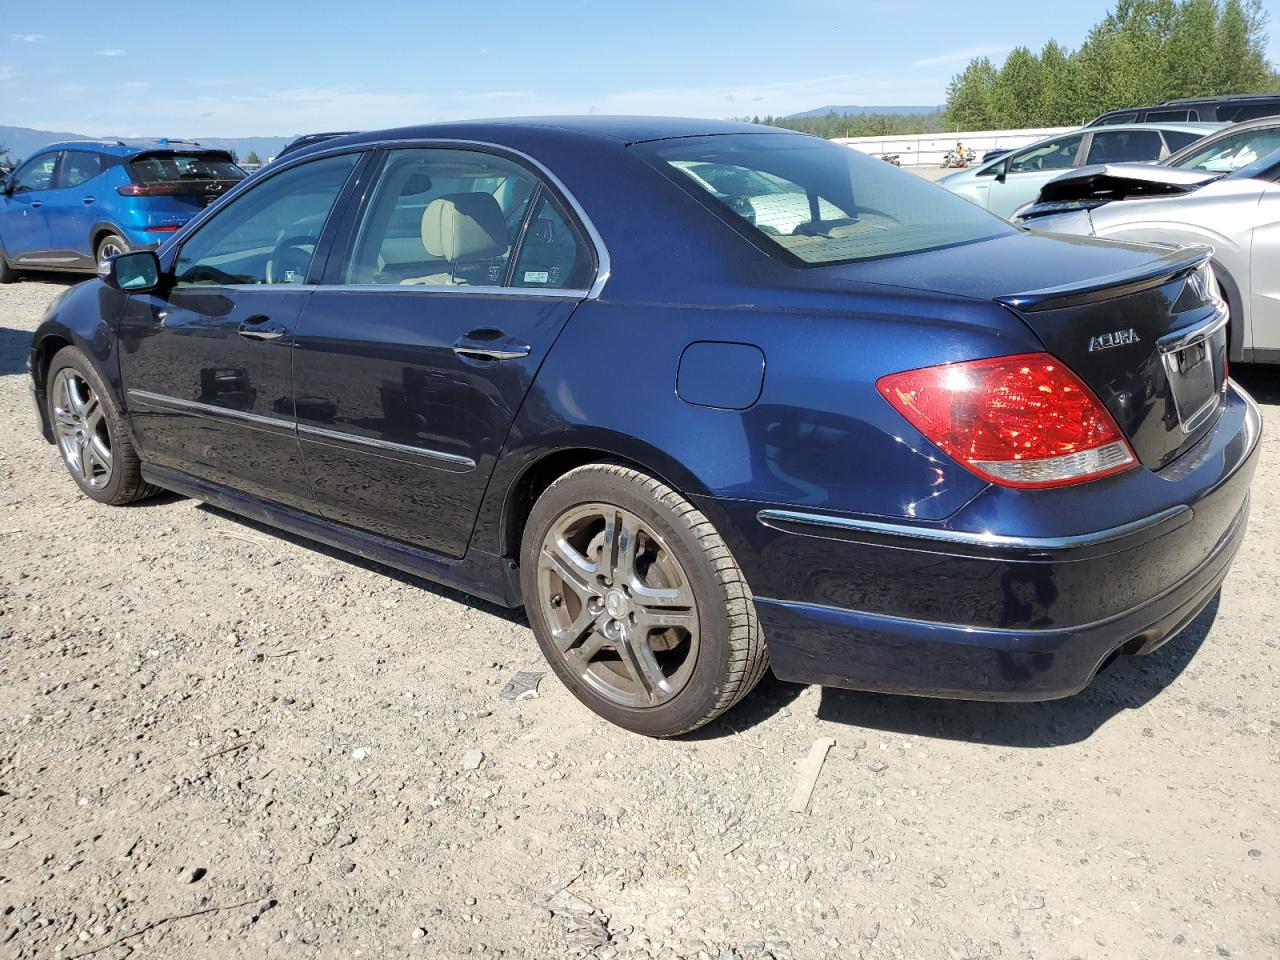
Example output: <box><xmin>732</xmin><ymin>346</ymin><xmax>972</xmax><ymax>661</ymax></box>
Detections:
<box><xmin>314</xmin><ymin>283</ymin><xmax>588</xmax><ymax>300</ymax></box>
<box><xmin>171</xmin><ymin>283</ymin><xmax>320</xmax><ymax>293</ymax></box>
<box><xmin>127</xmin><ymin>389</ymin><xmax>476</xmax><ymax>470</ymax></box>
<box><xmin>757</xmin><ymin>505</ymin><xmax>1190</xmax><ymax>554</ymax></box>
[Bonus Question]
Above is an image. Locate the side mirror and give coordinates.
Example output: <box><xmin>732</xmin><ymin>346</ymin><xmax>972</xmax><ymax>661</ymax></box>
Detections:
<box><xmin>994</xmin><ymin>157</ymin><xmax>1011</xmax><ymax>183</ymax></box>
<box><xmin>103</xmin><ymin>250</ymin><xmax>161</xmax><ymax>293</ymax></box>
<box><xmin>1</xmin><ymin>177</ymin><xmax>14</xmax><ymax>197</ymax></box>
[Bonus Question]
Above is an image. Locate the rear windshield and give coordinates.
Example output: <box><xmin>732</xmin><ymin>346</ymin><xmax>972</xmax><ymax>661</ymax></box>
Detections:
<box><xmin>635</xmin><ymin>133</ymin><xmax>1011</xmax><ymax>265</ymax></box>
<box><xmin>130</xmin><ymin>152</ymin><xmax>245</xmax><ymax>183</ymax></box>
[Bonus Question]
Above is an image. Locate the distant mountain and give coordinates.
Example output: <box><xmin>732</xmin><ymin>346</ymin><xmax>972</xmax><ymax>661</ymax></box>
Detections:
<box><xmin>0</xmin><ymin>125</ymin><xmax>295</xmax><ymax>164</ymax></box>
<box><xmin>787</xmin><ymin>104</ymin><xmax>942</xmax><ymax>118</ymax></box>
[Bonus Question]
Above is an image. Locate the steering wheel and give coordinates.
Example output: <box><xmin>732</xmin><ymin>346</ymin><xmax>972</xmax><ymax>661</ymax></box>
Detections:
<box><xmin>265</xmin><ymin>235</ymin><xmax>317</xmax><ymax>284</ymax></box>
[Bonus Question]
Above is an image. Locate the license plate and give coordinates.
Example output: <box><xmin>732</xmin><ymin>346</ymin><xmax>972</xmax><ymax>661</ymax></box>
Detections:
<box><xmin>1161</xmin><ymin>315</ymin><xmax>1227</xmax><ymax>434</ymax></box>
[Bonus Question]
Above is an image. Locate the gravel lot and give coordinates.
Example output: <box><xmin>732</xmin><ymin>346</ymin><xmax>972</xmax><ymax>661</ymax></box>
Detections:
<box><xmin>2</xmin><ymin>276</ymin><xmax>1278</xmax><ymax>960</ymax></box>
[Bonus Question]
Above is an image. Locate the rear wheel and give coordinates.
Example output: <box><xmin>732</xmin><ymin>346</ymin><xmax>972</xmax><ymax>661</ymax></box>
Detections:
<box><xmin>520</xmin><ymin>463</ymin><xmax>767</xmax><ymax>737</ymax></box>
<box><xmin>95</xmin><ymin>233</ymin><xmax>129</xmax><ymax>274</ymax></box>
<box><xmin>46</xmin><ymin>346</ymin><xmax>158</xmax><ymax>505</ymax></box>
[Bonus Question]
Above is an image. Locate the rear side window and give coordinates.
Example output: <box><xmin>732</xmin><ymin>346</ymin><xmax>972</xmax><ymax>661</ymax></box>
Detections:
<box><xmin>636</xmin><ymin>133</ymin><xmax>1011</xmax><ymax>266</ymax></box>
<box><xmin>1223</xmin><ymin>103</ymin><xmax>1280</xmax><ymax>122</ymax></box>
<box><xmin>1085</xmin><ymin>129</ymin><xmax>1165</xmax><ymax>163</ymax></box>
<box><xmin>1163</xmin><ymin>130</ymin><xmax>1206</xmax><ymax>153</ymax></box>
<box><xmin>1146</xmin><ymin>109</ymin><xmax>1191</xmax><ymax>122</ymax></box>
<box><xmin>131</xmin><ymin>152</ymin><xmax>244</xmax><ymax>184</ymax></box>
<box><xmin>511</xmin><ymin>193</ymin><xmax>593</xmax><ymax>289</ymax></box>
<box><xmin>1096</xmin><ymin>113</ymin><xmax>1138</xmax><ymax>126</ymax></box>
<box><xmin>60</xmin><ymin>151</ymin><xmax>106</xmax><ymax>188</ymax></box>
<box><xmin>343</xmin><ymin>148</ymin><xmax>546</xmax><ymax>287</ymax></box>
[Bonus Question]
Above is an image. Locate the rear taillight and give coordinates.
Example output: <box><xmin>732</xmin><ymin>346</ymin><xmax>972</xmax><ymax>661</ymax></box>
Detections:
<box><xmin>876</xmin><ymin>352</ymin><xmax>1136</xmax><ymax>489</ymax></box>
<box><xmin>117</xmin><ymin>184</ymin><xmax>175</xmax><ymax>196</ymax></box>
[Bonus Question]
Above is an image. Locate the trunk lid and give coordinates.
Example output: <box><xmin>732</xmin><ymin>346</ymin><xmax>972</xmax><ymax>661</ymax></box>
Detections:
<box><xmin>826</xmin><ymin>232</ymin><xmax>1229</xmax><ymax>470</ymax></box>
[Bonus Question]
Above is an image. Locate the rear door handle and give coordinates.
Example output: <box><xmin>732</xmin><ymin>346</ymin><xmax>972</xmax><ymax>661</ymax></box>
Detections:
<box><xmin>30</xmin><ymin>201</ymin><xmax>42</xmax><ymax>208</ymax></box>
<box><xmin>83</xmin><ymin>196</ymin><xmax>95</xmax><ymax>205</ymax></box>
<box><xmin>238</xmin><ymin>316</ymin><xmax>285</xmax><ymax>341</ymax></box>
<box><xmin>452</xmin><ymin>330</ymin><xmax>531</xmax><ymax>362</ymax></box>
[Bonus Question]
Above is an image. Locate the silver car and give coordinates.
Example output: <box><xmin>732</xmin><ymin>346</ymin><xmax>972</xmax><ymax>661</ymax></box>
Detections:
<box><xmin>1014</xmin><ymin>119</ymin><xmax>1280</xmax><ymax>365</ymax></box>
<box><xmin>939</xmin><ymin>122</ymin><xmax>1223</xmax><ymax>218</ymax></box>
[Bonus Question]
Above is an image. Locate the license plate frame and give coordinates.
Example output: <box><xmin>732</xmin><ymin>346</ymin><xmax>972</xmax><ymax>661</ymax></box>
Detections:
<box><xmin>1159</xmin><ymin>309</ymin><xmax>1229</xmax><ymax>435</ymax></box>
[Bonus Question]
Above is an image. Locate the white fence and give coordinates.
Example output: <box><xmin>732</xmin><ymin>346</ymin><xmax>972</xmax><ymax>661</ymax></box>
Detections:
<box><xmin>833</xmin><ymin>126</ymin><xmax>1075</xmax><ymax>167</ymax></box>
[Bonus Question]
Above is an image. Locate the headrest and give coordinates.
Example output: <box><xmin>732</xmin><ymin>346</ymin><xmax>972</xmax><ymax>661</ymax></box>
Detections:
<box><xmin>421</xmin><ymin>192</ymin><xmax>506</xmax><ymax>262</ymax></box>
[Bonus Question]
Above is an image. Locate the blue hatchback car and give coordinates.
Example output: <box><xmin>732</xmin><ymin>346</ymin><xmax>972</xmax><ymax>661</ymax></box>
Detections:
<box><xmin>0</xmin><ymin>139</ymin><xmax>244</xmax><ymax>280</ymax></box>
<box><xmin>27</xmin><ymin>118</ymin><xmax>1260</xmax><ymax>736</ymax></box>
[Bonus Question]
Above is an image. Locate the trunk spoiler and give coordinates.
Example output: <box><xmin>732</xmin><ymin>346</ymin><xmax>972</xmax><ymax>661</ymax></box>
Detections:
<box><xmin>995</xmin><ymin>245</ymin><xmax>1211</xmax><ymax>312</ymax></box>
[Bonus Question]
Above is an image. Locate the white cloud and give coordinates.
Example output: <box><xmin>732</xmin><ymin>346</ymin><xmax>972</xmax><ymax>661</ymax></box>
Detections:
<box><xmin>912</xmin><ymin>45</ymin><xmax>1011</xmax><ymax>69</ymax></box>
<box><xmin>0</xmin><ymin>65</ymin><xmax>15</xmax><ymax>82</ymax></box>
<box><xmin>96</xmin><ymin>48</ymin><xmax>126</xmax><ymax>57</ymax></box>
<box><xmin>11</xmin><ymin>33</ymin><xmax>46</xmax><ymax>43</ymax></box>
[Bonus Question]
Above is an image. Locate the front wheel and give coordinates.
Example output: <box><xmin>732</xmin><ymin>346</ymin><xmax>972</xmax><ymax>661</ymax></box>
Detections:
<box><xmin>520</xmin><ymin>463</ymin><xmax>768</xmax><ymax>737</ymax></box>
<box><xmin>0</xmin><ymin>251</ymin><xmax>17</xmax><ymax>284</ymax></box>
<box><xmin>46</xmin><ymin>346</ymin><xmax>158</xmax><ymax>505</ymax></box>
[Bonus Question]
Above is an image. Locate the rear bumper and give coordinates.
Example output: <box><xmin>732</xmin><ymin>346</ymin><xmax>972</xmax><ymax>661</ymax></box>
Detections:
<box><xmin>707</xmin><ymin>383</ymin><xmax>1261</xmax><ymax>701</ymax></box>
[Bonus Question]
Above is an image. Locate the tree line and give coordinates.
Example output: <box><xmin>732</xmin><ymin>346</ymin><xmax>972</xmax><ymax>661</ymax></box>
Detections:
<box><xmin>943</xmin><ymin>0</ymin><xmax>1279</xmax><ymax>130</ymax></box>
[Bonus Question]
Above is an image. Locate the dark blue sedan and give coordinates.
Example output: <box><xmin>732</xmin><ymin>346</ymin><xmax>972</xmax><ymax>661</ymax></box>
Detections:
<box><xmin>27</xmin><ymin>118</ymin><xmax>1260</xmax><ymax>736</ymax></box>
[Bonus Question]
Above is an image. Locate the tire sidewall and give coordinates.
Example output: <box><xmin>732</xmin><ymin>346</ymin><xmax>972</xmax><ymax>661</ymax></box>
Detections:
<box><xmin>520</xmin><ymin>466</ymin><xmax>735</xmax><ymax>737</ymax></box>
<box><xmin>96</xmin><ymin>233</ymin><xmax>129</xmax><ymax>271</ymax></box>
<box><xmin>46</xmin><ymin>347</ymin><xmax>130</xmax><ymax>504</ymax></box>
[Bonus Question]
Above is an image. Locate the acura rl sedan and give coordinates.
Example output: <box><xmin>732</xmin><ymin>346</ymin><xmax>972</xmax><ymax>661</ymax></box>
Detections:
<box><xmin>28</xmin><ymin>118</ymin><xmax>1260</xmax><ymax>736</ymax></box>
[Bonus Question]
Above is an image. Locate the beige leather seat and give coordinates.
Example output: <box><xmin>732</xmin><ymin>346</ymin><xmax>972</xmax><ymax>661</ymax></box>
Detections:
<box><xmin>401</xmin><ymin>192</ymin><xmax>508</xmax><ymax>286</ymax></box>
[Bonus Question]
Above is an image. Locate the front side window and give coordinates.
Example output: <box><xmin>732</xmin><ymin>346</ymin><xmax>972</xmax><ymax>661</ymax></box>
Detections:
<box><xmin>1175</xmin><ymin>128</ymin><xmax>1280</xmax><ymax>173</ymax></box>
<box><xmin>12</xmin><ymin>153</ymin><xmax>58</xmax><ymax>193</ymax></box>
<box><xmin>636</xmin><ymin>133</ymin><xmax>1011</xmax><ymax>266</ymax></box>
<box><xmin>344</xmin><ymin>148</ymin><xmax>539</xmax><ymax>287</ymax></box>
<box><xmin>174</xmin><ymin>152</ymin><xmax>359</xmax><ymax>286</ymax></box>
<box><xmin>59</xmin><ymin>151</ymin><xmax>106</xmax><ymax>188</ymax></box>
<box><xmin>1097</xmin><ymin>113</ymin><xmax>1138</xmax><ymax>126</ymax></box>
<box><xmin>1085</xmin><ymin>129</ymin><xmax>1164</xmax><ymax>164</ymax></box>
<box><xmin>1008</xmin><ymin>134</ymin><xmax>1084</xmax><ymax>174</ymax></box>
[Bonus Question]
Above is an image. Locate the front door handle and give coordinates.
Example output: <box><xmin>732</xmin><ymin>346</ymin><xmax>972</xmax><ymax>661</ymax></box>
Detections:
<box><xmin>452</xmin><ymin>329</ymin><xmax>531</xmax><ymax>362</ymax></box>
<box><xmin>30</xmin><ymin>200</ymin><xmax>42</xmax><ymax>208</ymax></box>
<box><xmin>238</xmin><ymin>316</ymin><xmax>285</xmax><ymax>342</ymax></box>
<box><xmin>83</xmin><ymin>196</ymin><xmax>95</xmax><ymax>205</ymax></box>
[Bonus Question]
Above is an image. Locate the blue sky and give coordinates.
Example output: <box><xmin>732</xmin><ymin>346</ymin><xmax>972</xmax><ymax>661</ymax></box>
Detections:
<box><xmin>2</xmin><ymin>0</ymin><xmax>1277</xmax><ymax>137</ymax></box>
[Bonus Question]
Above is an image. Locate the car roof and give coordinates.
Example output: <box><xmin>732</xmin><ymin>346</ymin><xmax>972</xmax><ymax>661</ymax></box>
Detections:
<box><xmin>330</xmin><ymin>116</ymin><xmax>793</xmax><ymax>151</ymax></box>
<box><xmin>32</xmin><ymin>138</ymin><xmax>230</xmax><ymax>157</ymax></box>
<box><xmin>1162</xmin><ymin>93</ymin><xmax>1280</xmax><ymax>105</ymax></box>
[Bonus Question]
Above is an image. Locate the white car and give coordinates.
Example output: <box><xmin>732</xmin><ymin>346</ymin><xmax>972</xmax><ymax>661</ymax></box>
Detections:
<box><xmin>1014</xmin><ymin>119</ymin><xmax>1280</xmax><ymax>365</ymax></box>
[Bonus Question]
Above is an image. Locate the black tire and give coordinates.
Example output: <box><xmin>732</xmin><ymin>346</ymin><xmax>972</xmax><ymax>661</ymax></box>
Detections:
<box><xmin>95</xmin><ymin>233</ymin><xmax>129</xmax><ymax>273</ymax></box>
<box><xmin>46</xmin><ymin>346</ymin><xmax>158</xmax><ymax>505</ymax></box>
<box><xmin>0</xmin><ymin>250</ymin><xmax>16</xmax><ymax>284</ymax></box>
<box><xmin>520</xmin><ymin>463</ymin><xmax>768</xmax><ymax>737</ymax></box>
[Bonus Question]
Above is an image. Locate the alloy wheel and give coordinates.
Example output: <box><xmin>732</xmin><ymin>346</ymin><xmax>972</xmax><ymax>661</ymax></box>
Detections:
<box><xmin>51</xmin><ymin>368</ymin><xmax>113</xmax><ymax>489</ymax></box>
<box><xmin>97</xmin><ymin>241</ymin><xmax>124</xmax><ymax>273</ymax></box>
<box><xmin>536</xmin><ymin>502</ymin><xmax>700</xmax><ymax>709</ymax></box>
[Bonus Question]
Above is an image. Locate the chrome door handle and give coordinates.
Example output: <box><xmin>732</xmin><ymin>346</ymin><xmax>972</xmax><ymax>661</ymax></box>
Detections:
<box><xmin>238</xmin><ymin>328</ymin><xmax>284</xmax><ymax>341</ymax></box>
<box><xmin>83</xmin><ymin>196</ymin><xmax>95</xmax><ymax>204</ymax></box>
<box><xmin>452</xmin><ymin>330</ymin><xmax>531</xmax><ymax>362</ymax></box>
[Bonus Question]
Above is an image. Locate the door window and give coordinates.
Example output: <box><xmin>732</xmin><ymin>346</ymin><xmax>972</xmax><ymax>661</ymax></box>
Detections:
<box><xmin>342</xmin><ymin>148</ymin><xmax>539</xmax><ymax>286</ymax></box>
<box><xmin>511</xmin><ymin>192</ymin><xmax>594</xmax><ymax>289</ymax></box>
<box><xmin>1007</xmin><ymin>135</ymin><xmax>1084</xmax><ymax>174</ymax></box>
<box><xmin>174</xmin><ymin>152</ymin><xmax>359</xmax><ymax>287</ymax></box>
<box><xmin>1085</xmin><ymin>129</ymin><xmax>1165</xmax><ymax>163</ymax></box>
<box><xmin>1146</xmin><ymin>109</ymin><xmax>1191</xmax><ymax>122</ymax></box>
<box><xmin>59</xmin><ymin>151</ymin><xmax>106</xmax><ymax>188</ymax></box>
<box><xmin>1174</xmin><ymin>127</ymin><xmax>1280</xmax><ymax>172</ymax></box>
<box><xmin>11</xmin><ymin>153</ymin><xmax>59</xmax><ymax>193</ymax></box>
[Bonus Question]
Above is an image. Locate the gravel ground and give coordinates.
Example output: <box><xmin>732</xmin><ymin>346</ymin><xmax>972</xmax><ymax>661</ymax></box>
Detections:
<box><xmin>1</xmin><ymin>276</ymin><xmax>1278</xmax><ymax>960</ymax></box>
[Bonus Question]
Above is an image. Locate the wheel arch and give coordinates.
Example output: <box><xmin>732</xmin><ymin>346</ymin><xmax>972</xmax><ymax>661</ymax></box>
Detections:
<box><xmin>89</xmin><ymin>221</ymin><xmax>129</xmax><ymax>256</ymax></box>
<box><xmin>1208</xmin><ymin>256</ymin><xmax>1247</xmax><ymax>363</ymax></box>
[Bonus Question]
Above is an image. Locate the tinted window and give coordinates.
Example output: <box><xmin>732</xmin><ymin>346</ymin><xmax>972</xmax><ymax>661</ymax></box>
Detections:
<box><xmin>1146</xmin><ymin>109</ymin><xmax>1190</xmax><ymax>122</ymax></box>
<box><xmin>1174</xmin><ymin>127</ymin><xmax>1280</xmax><ymax>173</ymax></box>
<box><xmin>1008</xmin><ymin>134</ymin><xmax>1084</xmax><ymax>173</ymax></box>
<box><xmin>344</xmin><ymin>148</ymin><xmax>538</xmax><ymax>286</ymax></box>
<box><xmin>12</xmin><ymin>153</ymin><xmax>58</xmax><ymax>192</ymax></box>
<box><xmin>60</xmin><ymin>151</ymin><xmax>106</xmax><ymax>188</ymax></box>
<box><xmin>1096</xmin><ymin>113</ymin><xmax>1138</xmax><ymax>126</ymax></box>
<box><xmin>512</xmin><ymin>193</ymin><xmax>593</xmax><ymax>289</ymax></box>
<box><xmin>1085</xmin><ymin>129</ymin><xmax>1165</xmax><ymax>163</ymax></box>
<box><xmin>1223</xmin><ymin>103</ymin><xmax>1280</xmax><ymax>123</ymax></box>
<box><xmin>637</xmin><ymin>133</ymin><xmax>1011</xmax><ymax>265</ymax></box>
<box><xmin>131</xmin><ymin>152</ymin><xmax>244</xmax><ymax>183</ymax></box>
<box><xmin>1163</xmin><ymin>130</ymin><xmax>1206</xmax><ymax>153</ymax></box>
<box><xmin>174</xmin><ymin>153</ymin><xmax>358</xmax><ymax>286</ymax></box>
